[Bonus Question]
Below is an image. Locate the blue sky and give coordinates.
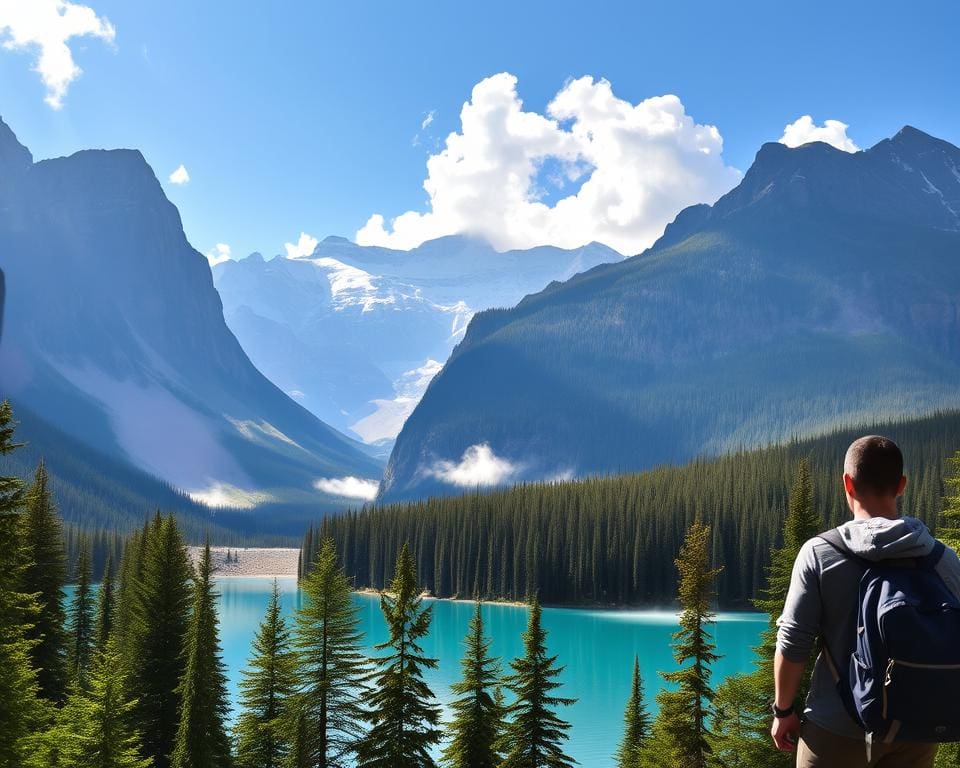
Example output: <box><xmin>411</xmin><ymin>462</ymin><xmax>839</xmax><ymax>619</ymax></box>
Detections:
<box><xmin>1</xmin><ymin>0</ymin><xmax>958</xmax><ymax>259</ymax></box>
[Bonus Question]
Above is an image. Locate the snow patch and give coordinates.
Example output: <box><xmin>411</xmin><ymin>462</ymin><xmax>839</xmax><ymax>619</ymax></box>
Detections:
<box><xmin>350</xmin><ymin>359</ymin><xmax>443</xmax><ymax>443</ymax></box>
<box><xmin>188</xmin><ymin>483</ymin><xmax>272</xmax><ymax>509</ymax></box>
<box><xmin>228</xmin><ymin>417</ymin><xmax>303</xmax><ymax>449</ymax></box>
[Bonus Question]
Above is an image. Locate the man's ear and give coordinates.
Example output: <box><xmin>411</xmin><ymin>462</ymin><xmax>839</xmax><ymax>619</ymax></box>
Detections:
<box><xmin>896</xmin><ymin>475</ymin><xmax>908</xmax><ymax>497</ymax></box>
<box><xmin>843</xmin><ymin>473</ymin><xmax>857</xmax><ymax>497</ymax></box>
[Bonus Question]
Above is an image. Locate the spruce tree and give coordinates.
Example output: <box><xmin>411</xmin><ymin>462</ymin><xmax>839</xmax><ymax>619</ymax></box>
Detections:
<box><xmin>0</xmin><ymin>401</ymin><xmax>44</xmax><ymax>768</ymax></box>
<box><xmin>128</xmin><ymin>513</ymin><xmax>193</xmax><ymax>768</ymax></box>
<box><xmin>67</xmin><ymin>539</ymin><xmax>96</xmax><ymax>687</ymax></box>
<box><xmin>440</xmin><ymin>602</ymin><xmax>503</xmax><ymax>768</ymax></box>
<box><xmin>95</xmin><ymin>553</ymin><xmax>116</xmax><ymax>653</ymax></box>
<box><xmin>356</xmin><ymin>543</ymin><xmax>442</xmax><ymax>768</ymax></box>
<box><xmin>113</xmin><ymin>527</ymin><xmax>147</xmax><ymax>666</ymax></box>
<box><xmin>20</xmin><ymin>460</ymin><xmax>69</xmax><ymax>703</ymax></box>
<box><xmin>499</xmin><ymin>595</ymin><xmax>576</xmax><ymax>768</ymax></box>
<box><xmin>235</xmin><ymin>580</ymin><xmax>296</xmax><ymax>768</ymax></box>
<box><xmin>615</xmin><ymin>656</ymin><xmax>649</xmax><ymax>768</ymax></box>
<box><xmin>171</xmin><ymin>542</ymin><xmax>232</xmax><ymax>768</ymax></box>
<box><xmin>292</xmin><ymin>537</ymin><xmax>368</xmax><ymax>767</ymax></box>
<box><xmin>654</xmin><ymin>520</ymin><xmax>722</xmax><ymax>768</ymax></box>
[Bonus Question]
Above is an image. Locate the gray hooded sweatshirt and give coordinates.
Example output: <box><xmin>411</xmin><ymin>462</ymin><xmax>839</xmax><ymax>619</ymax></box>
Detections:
<box><xmin>776</xmin><ymin>515</ymin><xmax>960</xmax><ymax>738</ymax></box>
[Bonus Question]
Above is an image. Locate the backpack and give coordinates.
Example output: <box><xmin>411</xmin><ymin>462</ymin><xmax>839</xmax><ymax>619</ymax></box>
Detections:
<box><xmin>819</xmin><ymin>528</ymin><xmax>960</xmax><ymax>749</ymax></box>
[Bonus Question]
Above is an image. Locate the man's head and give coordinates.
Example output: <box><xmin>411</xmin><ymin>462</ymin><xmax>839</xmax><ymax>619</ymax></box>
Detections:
<box><xmin>842</xmin><ymin>435</ymin><xmax>906</xmax><ymax>517</ymax></box>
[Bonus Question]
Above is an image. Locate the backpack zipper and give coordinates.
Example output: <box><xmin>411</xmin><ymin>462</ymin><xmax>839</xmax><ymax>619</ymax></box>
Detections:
<box><xmin>882</xmin><ymin>659</ymin><xmax>960</xmax><ymax>720</ymax></box>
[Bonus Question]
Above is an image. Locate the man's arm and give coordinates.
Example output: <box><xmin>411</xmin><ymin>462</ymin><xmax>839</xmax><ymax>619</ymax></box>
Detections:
<box><xmin>770</xmin><ymin>539</ymin><xmax>823</xmax><ymax>751</ymax></box>
<box><xmin>771</xmin><ymin>649</ymin><xmax>804</xmax><ymax>751</ymax></box>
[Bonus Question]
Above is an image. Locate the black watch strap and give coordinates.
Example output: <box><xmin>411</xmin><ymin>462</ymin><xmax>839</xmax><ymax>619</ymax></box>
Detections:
<box><xmin>771</xmin><ymin>702</ymin><xmax>795</xmax><ymax>718</ymax></box>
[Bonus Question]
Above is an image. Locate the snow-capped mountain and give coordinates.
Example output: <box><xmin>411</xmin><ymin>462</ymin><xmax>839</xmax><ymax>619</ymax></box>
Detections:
<box><xmin>212</xmin><ymin>236</ymin><xmax>623</xmax><ymax>445</ymax></box>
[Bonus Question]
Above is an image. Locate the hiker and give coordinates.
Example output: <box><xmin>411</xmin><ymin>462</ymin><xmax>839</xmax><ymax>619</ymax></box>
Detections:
<box><xmin>770</xmin><ymin>435</ymin><xmax>960</xmax><ymax>767</ymax></box>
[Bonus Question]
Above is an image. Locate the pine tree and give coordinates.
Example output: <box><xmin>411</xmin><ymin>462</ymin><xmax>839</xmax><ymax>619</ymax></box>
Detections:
<box><xmin>113</xmin><ymin>526</ymin><xmax>147</xmax><ymax>666</ymax></box>
<box><xmin>95</xmin><ymin>553</ymin><xmax>116</xmax><ymax>653</ymax></box>
<box><xmin>38</xmin><ymin>641</ymin><xmax>151</xmax><ymax>768</ymax></box>
<box><xmin>499</xmin><ymin>595</ymin><xmax>576</xmax><ymax>768</ymax></box>
<box><xmin>67</xmin><ymin>538</ymin><xmax>96</xmax><ymax>687</ymax></box>
<box><xmin>128</xmin><ymin>513</ymin><xmax>193</xmax><ymax>768</ymax></box>
<box><xmin>235</xmin><ymin>580</ymin><xmax>296</xmax><ymax>768</ymax></box>
<box><xmin>20</xmin><ymin>460</ymin><xmax>69</xmax><ymax>703</ymax></box>
<box><xmin>713</xmin><ymin>461</ymin><xmax>822</xmax><ymax>768</ymax></box>
<box><xmin>292</xmin><ymin>537</ymin><xmax>368</xmax><ymax>767</ymax></box>
<box><xmin>440</xmin><ymin>602</ymin><xmax>503</xmax><ymax>768</ymax></box>
<box><xmin>939</xmin><ymin>450</ymin><xmax>960</xmax><ymax>553</ymax></box>
<box><xmin>172</xmin><ymin>542</ymin><xmax>233</xmax><ymax>768</ymax></box>
<box><xmin>0</xmin><ymin>401</ymin><xmax>45</xmax><ymax>768</ymax></box>
<box><xmin>615</xmin><ymin>656</ymin><xmax>649</xmax><ymax>768</ymax></box>
<box><xmin>356</xmin><ymin>543</ymin><xmax>442</xmax><ymax>768</ymax></box>
<box><xmin>653</xmin><ymin>520</ymin><xmax>722</xmax><ymax>768</ymax></box>
<box><xmin>710</xmin><ymin>675</ymin><xmax>773</xmax><ymax>768</ymax></box>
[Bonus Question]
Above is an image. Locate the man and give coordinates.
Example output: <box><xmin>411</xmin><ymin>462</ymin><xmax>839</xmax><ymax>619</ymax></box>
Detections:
<box><xmin>770</xmin><ymin>435</ymin><xmax>960</xmax><ymax>767</ymax></box>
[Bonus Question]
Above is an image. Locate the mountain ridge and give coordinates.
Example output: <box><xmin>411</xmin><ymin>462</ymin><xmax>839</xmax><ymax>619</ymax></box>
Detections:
<box><xmin>0</xmin><ymin>116</ymin><xmax>382</xmax><ymax>515</ymax></box>
<box><xmin>380</xmin><ymin>126</ymin><xmax>960</xmax><ymax>501</ymax></box>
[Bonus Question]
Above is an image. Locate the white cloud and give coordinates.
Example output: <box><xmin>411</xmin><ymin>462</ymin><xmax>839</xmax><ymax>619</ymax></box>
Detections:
<box><xmin>314</xmin><ymin>476</ymin><xmax>380</xmax><ymax>501</ymax></box>
<box><xmin>357</xmin><ymin>73</ymin><xmax>741</xmax><ymax>255</ymax></box>
<box><xmin>421</xmin><ymin>110</ymin><xmax>435</xmax><ymax>130</ymax></box>
<box><xmin>779</xmin><ymin>115</ymin><xmax>859</xmax><ymax>153</ymax></box>
<box><xmin>205</xmin><ymin>243</ymin><xmax>232</xmax><ymax>267</ymax></box>
<box><xmin>168</xmin><ymin>164</ymin><xmax>190</xmax><ymax>185</ymax></box>
<box><xmin>427</xmin><ymin>443</ymin><xmax>518</xmax><ymax>488</ymax></box>
<box><xmin>0</xmin><ymin>0</ymin><xmax>115</xmax><ymax>109</ymax></box>
<box><xmin>285</xmin><ymin>231</ymin><xmax>319</xmax><ymax>259</ymax></box>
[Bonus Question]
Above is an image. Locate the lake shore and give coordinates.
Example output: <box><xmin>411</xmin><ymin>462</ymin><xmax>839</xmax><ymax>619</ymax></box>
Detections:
<box><xmin>188</xmin><ymin>546</ymin><xmax>300</xmax><ymax>577</ymax></box>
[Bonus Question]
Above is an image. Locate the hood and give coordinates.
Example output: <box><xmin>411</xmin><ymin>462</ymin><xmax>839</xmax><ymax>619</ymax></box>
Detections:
<box><xmin>837</xmin><ymin>515</ymin><xmax>936</xmax><ymax>561</ymax></box>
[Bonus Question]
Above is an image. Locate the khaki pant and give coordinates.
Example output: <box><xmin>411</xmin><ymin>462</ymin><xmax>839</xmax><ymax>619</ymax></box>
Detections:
<box><xmin>796</xmin><ymin>721</ymin><xmax>938</xmax><ymax>768</ymax></box>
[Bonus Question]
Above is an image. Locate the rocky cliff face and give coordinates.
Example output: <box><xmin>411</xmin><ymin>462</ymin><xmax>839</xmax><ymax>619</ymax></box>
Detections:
<box><xmin>0</xmin><ymin>117</ymin><xmax>381</xmax><ymax>512</ymax></box>
<box><xmin>380</xmin><ymin>127</ymin><xmax>960</xmax><ymax>501</ymax></box>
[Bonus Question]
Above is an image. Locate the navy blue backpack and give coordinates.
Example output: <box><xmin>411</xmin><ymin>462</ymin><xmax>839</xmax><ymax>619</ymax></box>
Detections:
<box><xmin>819</xmin><ymin>528</ymin><xmax>960</xmax><ymax>748</ymax></box>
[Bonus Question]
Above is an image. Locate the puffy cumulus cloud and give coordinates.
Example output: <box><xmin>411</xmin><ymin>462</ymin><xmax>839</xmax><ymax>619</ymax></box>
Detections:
<box><xmin>285</xmin><ymin>231</ymin><xmax>319</xmax><ymax>259</ymax></box>
<box><xmin>314</xmin><ymin>476</ymin><xmax>380</xmax><ymax>501</ymax></box>
<box><xmin>779</xmin><ymin>115</ymin><xmax>859</xmax><ymax>153</ymax></box>
<box><xmin>357</xmin><ymin>73</ymin><xmax>741</xmax><ymax>255</ymax></box>
<box><xmin>205</xmin><ymin>243</ymin><xmax>232</xmax><ymax>267</ymax></box>
<box><xmin>168</xmin><ymin>164</ymin><xmax>190</xmax><ymax>185</ymax></box>
<box><xmin>427</xmin><ymin>443</ymin><xmax>518</xmax><ymax>488</ymax></box>
<box><xmin>0</xmin><ymin>0</ymin><xmax>115</xmax><ymax>109</ymax></box>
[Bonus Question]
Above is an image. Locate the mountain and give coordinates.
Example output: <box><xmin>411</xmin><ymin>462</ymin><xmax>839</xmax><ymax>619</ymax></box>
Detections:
<box><xmin>380</xmin><ymin>126</ymin><xmax>960</xmax><ymax>501</ymax></box>
<box><xmin>212</xmin><ymin>236</ymin><xmax>621</xmax><ymax>445</ymax></box>
<box><xmin>0</xmin><ymin>117</ymin><xmax>382</xmax><ymax>514</ymax></box>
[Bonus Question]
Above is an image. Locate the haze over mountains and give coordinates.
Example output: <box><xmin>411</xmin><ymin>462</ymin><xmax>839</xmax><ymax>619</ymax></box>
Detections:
<box><xmin>380</xmin><ymin>126</ymin><xmax>960</xmax><ymax>501</ymax></box>
<box><xmin>0</xmin><ymin>117</ymin><xmax>381</xmax><ymax>513</ymax></box>
<box><xmin>213</xmin><ymin>237</ymin><xmax>621</xmax><ymax>447</ymax></box>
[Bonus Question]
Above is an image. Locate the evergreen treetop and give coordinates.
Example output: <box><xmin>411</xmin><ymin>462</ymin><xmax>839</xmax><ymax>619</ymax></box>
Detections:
<box><xmin>234</xmin><ymin>579</ymin><xmax>296</xmax><ymax>768</ymax></box>
<box><xmin>356</xmin><ymin>543</ymin><xmax>442</xmax><ymax>768</ymax></box>
<box><xmin>615</xmin><ymin>656</ymin><xmax>649</xmax><ymax>768</ymax></box>
<box><xmin>292</xmin><ymin>537</ymin><xmax>368</xmax><ymax>768</ymax></box>
<box><xmin>499</xmin><ymin>595</ymin><xmax>576</xmax><ymax>768</ymax></box>
<box><xmin>171</xmin><ymin>542</ymin><xmax>233</xmax><ymax>768</ymax></box>
<box><xmin>440</xmin><ymin>601</ymin><xmax>503</xmax><ymax>768</ymax></box>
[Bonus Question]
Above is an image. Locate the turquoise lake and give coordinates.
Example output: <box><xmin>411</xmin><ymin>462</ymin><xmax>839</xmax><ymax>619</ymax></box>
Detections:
<box><xmin>216</xmin><ymin>577</ymin><xmax>766</xmax><ymax>766</ymax></box>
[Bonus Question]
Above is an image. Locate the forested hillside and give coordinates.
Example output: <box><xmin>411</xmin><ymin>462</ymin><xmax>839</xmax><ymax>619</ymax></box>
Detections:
<box><xmin>312</xmin><ymin>410</ymin><xmax>960</xmax><ymax>606</ymax></box>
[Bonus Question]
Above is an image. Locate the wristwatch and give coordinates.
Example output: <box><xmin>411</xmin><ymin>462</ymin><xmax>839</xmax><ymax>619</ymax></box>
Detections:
<box><xmin>770</xmin><ymin>701</ymin><xmax>795</xmax><ymax>718</ymax></box>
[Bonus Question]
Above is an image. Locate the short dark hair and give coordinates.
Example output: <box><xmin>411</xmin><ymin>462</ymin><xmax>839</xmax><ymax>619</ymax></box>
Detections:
<box><xmin>843</xmin><ymin>435</ymin><xmax>904</xmax><ymax>496</ymax></box>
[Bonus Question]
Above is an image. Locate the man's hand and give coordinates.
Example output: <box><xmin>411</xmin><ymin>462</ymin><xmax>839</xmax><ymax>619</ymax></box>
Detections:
<box><xmin>770</xmin><ymin>712</ymin><xmax>801</xmax><ymax>751</ymax></box>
